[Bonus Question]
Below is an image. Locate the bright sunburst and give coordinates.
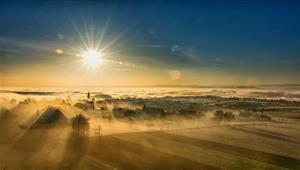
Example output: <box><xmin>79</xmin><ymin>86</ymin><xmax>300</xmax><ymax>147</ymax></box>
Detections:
<box><xmin>82</xmin><ymin>49</ymin><xmax>102</xmax><ymax>69</ymax></box>
<box><xmin>71</xmin><ymin>18</ymin><xmax>132</xmax><ymax>72</ymax></box>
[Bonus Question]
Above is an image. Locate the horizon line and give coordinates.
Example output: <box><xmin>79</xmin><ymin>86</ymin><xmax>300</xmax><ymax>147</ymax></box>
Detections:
<box><xmin>1</xmin><ymin>83</ymin><xmax>300</xmax><ymax>88</ymax></box>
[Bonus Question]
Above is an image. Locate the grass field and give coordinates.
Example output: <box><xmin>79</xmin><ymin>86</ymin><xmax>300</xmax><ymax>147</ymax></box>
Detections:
<box><xmin>1</xmin><ymin>121</ymin><xmax>299</xmax><ymax>170</ymax></box>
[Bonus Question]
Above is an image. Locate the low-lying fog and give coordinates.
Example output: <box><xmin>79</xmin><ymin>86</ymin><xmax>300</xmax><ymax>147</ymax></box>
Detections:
<box><xmin>1</xmin><ymin>85</ymin><xmax>300</xmax><ymax>101</ymax></box>
<box><xmin>0</xmin><ymin>96</ymin><xmax>216</xmax><ymax>137</ymax></box>
<box><xmin>1</xmin><ymin>86</ymin><xmax>299</xmax><ymax>137</ymax></box>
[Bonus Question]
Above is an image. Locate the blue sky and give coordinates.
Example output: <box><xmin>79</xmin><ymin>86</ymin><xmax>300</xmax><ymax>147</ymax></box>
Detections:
<box><xmin>0</xmin><ymin>0</ymin><xmax>300</xmax><ymax>86</ymax></box>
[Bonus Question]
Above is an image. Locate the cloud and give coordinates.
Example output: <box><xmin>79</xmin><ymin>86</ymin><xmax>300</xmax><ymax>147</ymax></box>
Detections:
<box><xmin>57</xmin><ymin>34</ymin><xmax>64</xmax><ymax>40</ymax></box>
<box><xmin>170</xmin><ymin>45</ymin><xmax>239</xmax><ymax>69</ymax></box>
<box><xmin>171</xmin><ymin>45</ymin><xmax>179</xmax><ymax>53</ymax></box>
<box><xmin>171</xmin><ymin>45</ymin><xmax>202</xmax><ymax>64</ymax></box>
<box><xmin>149</xmin><ymin>28</ymin><xmax>155</xmax><ymax>35</ymax></box>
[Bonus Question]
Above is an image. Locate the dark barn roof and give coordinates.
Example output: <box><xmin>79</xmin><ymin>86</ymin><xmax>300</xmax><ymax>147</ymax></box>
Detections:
<box><xmin>31</xmin><ymin>107</ymin><xmax>68</xmax><ymax>128</ymax></box>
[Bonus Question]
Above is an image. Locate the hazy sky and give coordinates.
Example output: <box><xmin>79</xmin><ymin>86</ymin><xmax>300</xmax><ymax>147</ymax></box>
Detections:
<box><xmin>0</xmin><ymin>0</ymin><xmax>300</xmax><ymax>87</ymax></box>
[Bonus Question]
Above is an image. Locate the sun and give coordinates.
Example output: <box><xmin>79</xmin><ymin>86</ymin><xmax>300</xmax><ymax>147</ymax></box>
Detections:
<box><xmin>82</xmin><ymin>49</ymin><xmax>102</xmax><ymax>69</ymax></box>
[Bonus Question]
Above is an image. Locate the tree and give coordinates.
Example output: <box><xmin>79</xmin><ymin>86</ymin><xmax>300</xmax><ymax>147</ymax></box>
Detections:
<box><xmin>213</xmin><ymin>110</ymin><xmax>235</xmax><ymax>122</ymax></box>
<box><xmin>224</xmin><ymin>111</ymin><xmax>235</xmax><ymax>121</ymax></box>
<box><xmin>70</xmin><ymin>114</ymin><xmax>90</xmax><ymax>135</ymax></box>
<box><xmin>214</xmin><ymin>110</ymin><xmax>224</xmax><ymax>121</ymax></box>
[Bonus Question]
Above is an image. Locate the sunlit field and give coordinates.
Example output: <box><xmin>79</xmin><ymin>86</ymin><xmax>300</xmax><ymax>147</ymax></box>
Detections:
<box><xmin>1</xmin><ymin>86</ymin><xmax>300</xmax><ymax>169</ymax></box>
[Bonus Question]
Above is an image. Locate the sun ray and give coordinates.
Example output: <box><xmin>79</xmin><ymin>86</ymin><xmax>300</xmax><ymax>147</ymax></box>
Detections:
<box><xmin>99</xmin><ymin>26</ymin><xmax>130</xmax><ymax>53</ymax></box>
<box><xmin>71</xmin><ymin>21</ymin><xmax>89</xmax><ymax>50</ymax></box>
<box><xmin>95</xmin><ymin>17</ymin><xmax>111</xmax><ymax>51</ymax></box>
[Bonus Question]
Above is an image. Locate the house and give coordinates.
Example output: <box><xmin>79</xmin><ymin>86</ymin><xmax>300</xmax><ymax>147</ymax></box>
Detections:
<box><xmin>31</xmin><ymin>107</ymin><xmax>68</xmax><ymax>128</ymax></box>
<box><xmin>95</xmin><ymin>100</ymin><xmax>108</xmax><ymax>110</ymax></box>
<box><xmin>74</xmin><ymin>100</ymin><xmax>95</xmax><ymax>110</ymax></box>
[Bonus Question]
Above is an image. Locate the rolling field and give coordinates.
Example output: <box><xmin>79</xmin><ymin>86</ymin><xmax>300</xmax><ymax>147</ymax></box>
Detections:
<box><xmin>1</xmin><ymin>122</ymin><xmax>300</xmax><ymax>170</ymax></box>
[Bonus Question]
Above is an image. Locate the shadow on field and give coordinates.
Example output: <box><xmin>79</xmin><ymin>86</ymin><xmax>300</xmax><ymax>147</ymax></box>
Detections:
<box><xmin>59</xmin><ymin>132</ymin><xmax>89</xmax><ymax>169</ymax></box>
<box><xmin>231</xmin><ymin>125</ymin><xmax>300</xmax><ymax>145</ymax></box>
<box><xmin>3</xmin><ymin>127</ymin><xmax>300</xmax><ymax>169</ymax></box>
<box><xmin>84</xmin><ymin>135</ymin><xmax>217</xmax><ymax>170</ymax></box>
<box><xmin>11</xmin><ymin>129</ymin><xmax>53</xmax><ymax>167</ymax></box>
<box><xmin>6</xmin><ymin>126</ymin><xmax>67</xmax><ymax>169</ymax></box>
<box><xmin>150</xmin><ymin>132</ymin><xmax>300</xmax><ymax>169</ymax></box>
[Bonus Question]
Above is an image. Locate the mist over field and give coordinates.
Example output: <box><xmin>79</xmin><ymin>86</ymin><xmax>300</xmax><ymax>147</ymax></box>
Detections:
<box><xmin>1</xmin><ymin>86</ymin><xmax>300</xmax><ymax>169</ymax></box>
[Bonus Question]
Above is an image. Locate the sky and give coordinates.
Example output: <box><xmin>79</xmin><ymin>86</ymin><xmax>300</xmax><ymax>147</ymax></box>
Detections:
<box><xmin>0</xmin><ymin>0</ymin><xmax>300</xmax><ymax>87</ymax></box>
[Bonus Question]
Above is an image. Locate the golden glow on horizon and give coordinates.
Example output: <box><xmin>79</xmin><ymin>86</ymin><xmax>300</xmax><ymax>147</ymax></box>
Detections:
<box><xmin>81</xmin><ymin>49</ymin><xmax>102</xmax><ymax>69</ymax></box>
